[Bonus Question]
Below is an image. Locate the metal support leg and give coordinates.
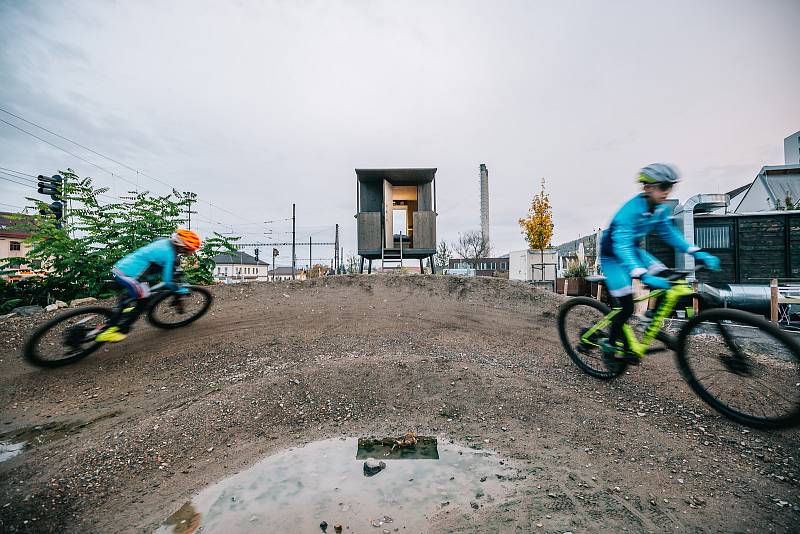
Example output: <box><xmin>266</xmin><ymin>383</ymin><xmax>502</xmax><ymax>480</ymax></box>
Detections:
<box><xmin>419</xmin><ymin>258</ymin><xmax>424</xmax><ymax>273</ymax></box>
<box><xmin>430</xmin><ymin>255</ymin><xmax>436</xmax><ymax>274</ymax></box>
<box><xmin>368</xmin><ymin>259</ymin><xmax>372</xmax><ymax>274</ymax></box>
<box><xmin>360</xmin><ymin>256</ymin><xmax>364</xmax><ymax>274</ymax></box>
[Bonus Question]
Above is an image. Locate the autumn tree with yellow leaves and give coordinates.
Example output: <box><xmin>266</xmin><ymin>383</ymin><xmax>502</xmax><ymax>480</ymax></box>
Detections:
<box><xmin>518</xmin><ymin>178</ymin><xmax>554</xmax><ymax>281</ymax></box>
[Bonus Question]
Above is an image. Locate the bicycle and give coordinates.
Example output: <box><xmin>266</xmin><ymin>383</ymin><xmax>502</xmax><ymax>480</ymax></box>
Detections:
<box><xmin>557</xmin><ymin>269</ymin><xmax>800</xmax><ymax>429</ymax></box>
<box><xmin>23</xmin><ymin>277</ymin><xmax>213</xmax><ymax>368</ymax></box>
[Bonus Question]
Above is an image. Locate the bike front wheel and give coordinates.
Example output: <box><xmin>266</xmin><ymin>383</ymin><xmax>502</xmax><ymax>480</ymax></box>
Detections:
<box><xmin>146</xmin><ymin>286</ymin><xmax>213</xmax><ymax>329</ymax></box>
<box><xmin>558</xmin><ymin>297</ymin><xmax>626</xmax><ymax>379</ymax></box>
<box><xmin>23</xmin><ymin>306</ymin><xmax>115</xmax><ymax>367</ymax></box>
<box><xmin>676</xmin><ymin>308</ymin><xmax>800</xmax><ymax>429</ymax></box>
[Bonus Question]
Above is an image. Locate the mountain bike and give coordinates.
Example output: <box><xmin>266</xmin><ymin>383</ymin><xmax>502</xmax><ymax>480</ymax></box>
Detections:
<box><xmin>557</xmin><ymin>269</ymin><xmax>800</xmax><ymax>429</ymax></box>
<box><xmin>23</xmin><ymin>279</ymin><xmax>212</xmax><ymax>368</ymax></box>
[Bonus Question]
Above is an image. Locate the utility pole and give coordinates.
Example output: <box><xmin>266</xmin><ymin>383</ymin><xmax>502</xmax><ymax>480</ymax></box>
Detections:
<box><xmin>183</xmin><ymin>191</ymin><xmax>197</xmax><ymax>230</ymax></box>
<box><xmin>309</xmin><ymin>236</ymin><xmax>312</xmax><ymax>277</ymax></box>
<box><xmin>291</xmin><ymin>203</ymin><xmax>296</xmax><ymax>280</ymax></box>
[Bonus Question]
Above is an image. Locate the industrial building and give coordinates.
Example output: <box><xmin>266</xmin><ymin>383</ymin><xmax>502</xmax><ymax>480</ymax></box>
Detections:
<box><xmin>448</xmin><ymin>256</ymin><xmax>509</xmax><ymax>277</ymax></box>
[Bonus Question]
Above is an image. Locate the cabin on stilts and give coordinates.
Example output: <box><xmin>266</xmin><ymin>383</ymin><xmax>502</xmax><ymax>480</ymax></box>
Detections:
<box><xmin>355</xmin><ymin>168</ymin><xmax>437</xmax><ymax>273</ymax></box>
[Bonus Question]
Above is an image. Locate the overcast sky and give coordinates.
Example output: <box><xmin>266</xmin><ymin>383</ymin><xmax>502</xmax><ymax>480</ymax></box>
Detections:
<box><xmin>1</xmin><ymin>0</ymin><xmax>798</xmax><ymax>265</ymax></box>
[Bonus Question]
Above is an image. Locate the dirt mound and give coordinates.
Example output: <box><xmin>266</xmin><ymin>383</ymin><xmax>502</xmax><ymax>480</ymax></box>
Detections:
<box><xmin>0</xmin><ymin>274</ymin><xmax>798</xmax><ymax>533</ymax></box>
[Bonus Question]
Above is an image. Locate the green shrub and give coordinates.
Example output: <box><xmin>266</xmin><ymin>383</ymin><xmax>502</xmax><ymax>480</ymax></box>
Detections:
<box><xmin>0</xmin><ymin>170</ymin><xmax>238</xmax><ymax>308</ymax></box>
<box><xmin>564</xmin><ymin>260</ymin><xmax>589</xmax><ymax>278</ymax></box>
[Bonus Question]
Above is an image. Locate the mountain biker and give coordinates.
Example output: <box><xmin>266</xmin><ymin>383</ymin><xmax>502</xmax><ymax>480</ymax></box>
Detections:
<box><xmin>95</xmin><ymin>229</ymin><xmax>202</xmax><ymax>342</ymax></box>
<box><xmin>598</xmin><ymin>164</ymin><xmax>720</xmax><ymax>364</ymax></box>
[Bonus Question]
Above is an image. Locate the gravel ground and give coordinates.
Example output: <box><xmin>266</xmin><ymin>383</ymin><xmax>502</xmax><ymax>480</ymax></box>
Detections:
<box><xmin>0</xmin><ymin>274</ymin><xmax>799</xmax><ymax>533</ymax></box>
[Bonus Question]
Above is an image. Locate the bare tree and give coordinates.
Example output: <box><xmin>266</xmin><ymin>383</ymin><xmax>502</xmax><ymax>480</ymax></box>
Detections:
<box><xmin>434</xmin><ymin>240</ymin><xmax>452</xmax><ymax>272</ymax></box>
<box><xmin>452</xmin><ymin>230</ymin><xmax>490</xmax><ymax>263</ymax></box>
<box><xmin>345</xmin><ymin>253</ymin><xmax>360</xmax><ymax>274</ymax></box>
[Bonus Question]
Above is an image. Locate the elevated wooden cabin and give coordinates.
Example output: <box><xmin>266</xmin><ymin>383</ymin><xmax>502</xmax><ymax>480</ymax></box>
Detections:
<box><xmin>355</xmin><ymin>168</ymin><xmax>437</xmax><ymax>273</ymax></box>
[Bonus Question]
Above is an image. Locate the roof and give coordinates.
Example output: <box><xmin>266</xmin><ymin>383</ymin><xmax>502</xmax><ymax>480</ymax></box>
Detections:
<box><xmin>732</xmin><ymin>165</ymin><xmax>800</xmax><ymax>212</ymax></box>
<box><xmin>725</xmin><ymin>183</ymin><xmax>750</xmax><ymax>199</ymax></box>
<box><xmin>760</xmin><ymin>164</ymin><xmax>800</xmax><ymax>175</ymax></box>
<box><xmin>268</xmin><ymin>266</ymin><xmax>296</xmax><ymax>275</ymax></box>
<box><xmin>555</xmin><ymin>233</ymin><xmax>598</xmax><ymax>256</ymax></box>
<box><xmin>212</xmin><ymin>252</ymin><xmax>269</xmax><ymax>266</ymax></box>
<box><xmin>355</xmin><ymin>168</ymin><xmax>436</xmax><ymax>185</ymax></box>
<box><xmin>0</xmin><ymin>212</ymin><xmax>35</xmax><ymax>239</ymax></box>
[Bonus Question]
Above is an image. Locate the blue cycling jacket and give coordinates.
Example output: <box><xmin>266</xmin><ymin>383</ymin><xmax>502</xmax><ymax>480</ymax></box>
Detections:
<box><xmin>113</xmin><ymin>238</ymin><xmax>177</xmax><ymax>283</ymax></box>
<box><xmin>599</xmin><ymin>193</ymin><xmax>695</xmax><ymax>274</ymax></box>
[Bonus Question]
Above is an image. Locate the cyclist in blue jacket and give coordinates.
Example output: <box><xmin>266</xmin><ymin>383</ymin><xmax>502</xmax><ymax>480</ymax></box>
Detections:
<box><xmin>599</xmin><ymin>164</ymin><xmax>720</xmax><ymax>364</ymax></box>
<box><xmin>96</xmin><ymin>229</ymin><xmax>202</xmax><ymax>342</ymax></box>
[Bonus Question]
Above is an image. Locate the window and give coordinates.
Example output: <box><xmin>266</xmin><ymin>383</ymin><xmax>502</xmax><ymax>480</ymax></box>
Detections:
<box><xmin>10</xmin><ymin>241</ymin><xmax>21</xmax><ymax>251</ymax></box>
<box><xmin>695</xmin><ymin>226</ymin><xmax>731</xmax><ymax>249</ymax></box>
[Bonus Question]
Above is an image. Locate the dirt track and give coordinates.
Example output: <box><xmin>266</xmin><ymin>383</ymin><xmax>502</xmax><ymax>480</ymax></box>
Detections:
<box><xmin>1</xmin><ymin>274</ymin><xmax>799</xmax><ymax>533</ymax></box>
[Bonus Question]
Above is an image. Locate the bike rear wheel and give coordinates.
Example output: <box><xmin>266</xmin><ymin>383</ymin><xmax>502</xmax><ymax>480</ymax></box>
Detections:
<box><xmin>558</xmin><ymin>297</ymin><xmax>626</xmax><ymax>379</ymax></box>
<box><xmin>146</xmin><ymin>286</ymin><xmax>213</xmax><ymax>329</ymax></box>
<box><xmin>23</xmin><ymin>306</ymin><xmax>114</xmax><ymax>368</ymax></box>
<box><xmin>676</xmin><ymin>308</ymin><xmax>800</xmax><ymax>429</ymax></box>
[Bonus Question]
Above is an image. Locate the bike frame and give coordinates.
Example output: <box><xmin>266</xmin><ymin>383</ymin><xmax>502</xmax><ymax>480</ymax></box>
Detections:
<box><xmin>580</xmin><ymin>280</ymin><xmax>696</xmax><ymax>357</ymax></box>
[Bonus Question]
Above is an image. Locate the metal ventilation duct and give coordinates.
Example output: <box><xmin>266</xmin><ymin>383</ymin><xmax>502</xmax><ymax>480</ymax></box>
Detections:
<box><xmin>672</xmin><ymin>194</ymin><xmax>729</xmax><ymax>271</ymax></box>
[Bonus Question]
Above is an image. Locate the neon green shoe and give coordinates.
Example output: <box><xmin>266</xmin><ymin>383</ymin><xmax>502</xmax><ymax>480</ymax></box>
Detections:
<box><xmin>96</xmin><ymin>326</ymin><xmax>127</xmax><ymax>343</ymax></box>
<box><xmin>601</xmin><ymin>339</ymin><xmax>641</xmax><ymax>365</ymax></box>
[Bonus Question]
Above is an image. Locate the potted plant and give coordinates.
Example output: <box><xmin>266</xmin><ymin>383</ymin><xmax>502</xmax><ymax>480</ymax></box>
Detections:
<box><xmin>559</xmin><ymin>260</ymin><xmax>589</xmax><ymax>295</ymax></box>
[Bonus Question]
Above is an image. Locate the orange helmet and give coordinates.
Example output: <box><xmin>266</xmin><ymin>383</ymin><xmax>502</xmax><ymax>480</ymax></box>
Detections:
<box><xmin>171</xmin><ymin>229</ymin><xmax>202</xmax><ymax>251</ymax></box>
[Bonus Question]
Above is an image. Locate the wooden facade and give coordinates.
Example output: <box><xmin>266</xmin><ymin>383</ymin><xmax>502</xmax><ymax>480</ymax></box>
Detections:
<box><xmin>355</xmin><ymin>168</ymin><xmax>438</xmax><ymax>273</ymax></box>
<box><xmin>645</xmin><ymin>212</ymin><xmax>800</xmax><ymax>284</ymax></box>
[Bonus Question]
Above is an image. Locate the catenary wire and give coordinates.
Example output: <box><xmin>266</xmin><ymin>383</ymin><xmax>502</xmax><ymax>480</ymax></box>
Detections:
<box><xmin>0</xmin><ymin>112</ymin><xmax>273</xmax><ymax>227</ymax></box>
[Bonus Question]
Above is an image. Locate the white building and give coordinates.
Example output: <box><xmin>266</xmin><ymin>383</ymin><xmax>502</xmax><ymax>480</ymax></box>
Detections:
<box><xmin>785</xmin><ymin>130</ymin><xmax>800</xmax><ymax>165</ymax></box>
<box><xmin>733</xmin><ymin>164</ymin><xmax>800</xmax><ymax>212</ymax></box>
<box><xmin>509</xmin><ymin>249</ymin><xmax>558</xmax><ymax>282</ymax></box>
<box><xmin>267</xmin><ymin>266</ymin><xmax>307</xmax><ymax>281</ymax></box>
<box><xmin>213</xmin><ymin>252</ymin><xmax>270</xmax><ymax>283</ymax></box>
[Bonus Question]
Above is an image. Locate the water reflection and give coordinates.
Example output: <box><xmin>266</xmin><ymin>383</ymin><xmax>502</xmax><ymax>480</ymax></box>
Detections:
<box><xmin>157</xmin><ymin>436</ymin><xmax>516</xmax><ymax>533</ymax></box>
<box><xmin>163</xmin><ymin>502</ymin><xmax>202</xmax><ymax>534</ymax></box>
<box><xmin>0</xmin><ymin>441</ymin><xmax>25</xmax><ymax>463</ymax></box>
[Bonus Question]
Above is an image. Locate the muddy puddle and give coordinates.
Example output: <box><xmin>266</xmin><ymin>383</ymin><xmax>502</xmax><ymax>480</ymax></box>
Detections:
<box><xmin>0</xmin><ymin>420</ymin><xmax>87</xmax><ymax>463</ymax></box>
<box><xmin>157</xmin><ymin>437</ymin><xmax>521</xmax><ymax>533</ymax></box>
<box><xmin>0</xmin><ymin>440</ymin><xmax>25</xmax><ymax>462</ymax></box>
<box><xmin>0</xmin><ymin>412</ymin><xmax>121</xmax><ymax>464</ymax></box>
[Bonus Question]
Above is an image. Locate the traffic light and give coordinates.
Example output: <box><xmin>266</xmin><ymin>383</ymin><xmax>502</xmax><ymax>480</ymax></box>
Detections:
<box><xmin>254</xmin><ymin>248</ymin><xmax>260</xmax><ymax>262</ymax></box>
<box><xmin>37</xmin><ymin>174</ymin><xmax>63</xmax><ymax>200</ymax></box>
<box><xmin>50</xmin><ymin>201</ymin><xmax>63</xmax><ymax>221</ymax></box>
<box><xmin>37</xmin><ymin>174</ymin><xmax>64</xmax><ymax>227</ymax></box>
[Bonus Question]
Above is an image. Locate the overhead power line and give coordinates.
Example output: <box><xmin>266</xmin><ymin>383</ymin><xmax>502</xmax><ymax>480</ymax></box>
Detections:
<box><xmin>0</xmin><ymin>109</ymin><xmax>309</xmax><ymax>238</ymax></box>
<box><xmin>0</xmin><ymin>174</ymin><xmax>35</xmax><ymax>188</ymax></box>
<box><xmin>0</xmin><ymin>107</ymin><xmax>265</xmax><ymax>227</ymax></box>
<box><xmin>0</xmin><ymin>107</ymin><xmax>174</xmax><ymax>189</ymax></box>
<box><xmin>0</xmin><ymin>201</ymin><xmax>25</xmax><ymax>209</ymax></box>
<box><xmin>0</xmin><ymin>166</ymin><xmax>37</xmax><ymax>178</ymax></box>
<box><xmin>0</xmin><ymin>170</ymin><xmax>36</xmax><ymax>183</ymax></box>
<box><xmin>0</xmin><ymin>117</ymin><xmax>141</xmax><ymax>189</ymax></box>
